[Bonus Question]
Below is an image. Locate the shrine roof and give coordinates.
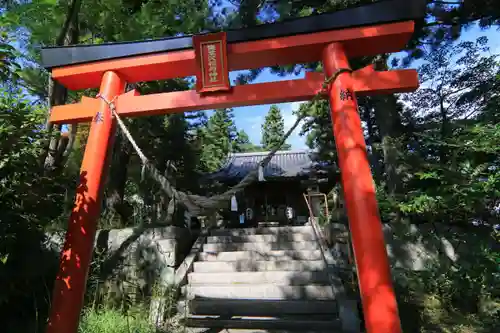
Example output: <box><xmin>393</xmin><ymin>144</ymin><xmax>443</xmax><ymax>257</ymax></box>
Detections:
<box><xmin>205</xmin><ymin>150</ymin><xmax>325</xmax><ymax>181</ymax></box>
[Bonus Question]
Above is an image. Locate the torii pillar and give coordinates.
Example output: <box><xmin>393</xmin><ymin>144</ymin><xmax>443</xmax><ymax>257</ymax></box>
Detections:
<box><xmin>323</xmin><ymin>43</ymin><xmax>401</xmax><ymax>333</ymax></box>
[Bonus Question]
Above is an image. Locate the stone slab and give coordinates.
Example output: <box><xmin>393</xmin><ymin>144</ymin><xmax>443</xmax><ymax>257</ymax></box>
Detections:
<box><xmin>197</xmin><ymin>250</ymin><xmax>323</xmax><ymax>262</ymax></box>
<box><xmin>188</xmin><ymin>271</ymin><xmax>331</xmax><ymax>285</ymax></box>
<box><xmin>203</xmin><ymin>241</ymin><xmax>320</xmax><ymax>253</ymax></box>
<box><xmin>184</xmin><ymin>285</ymin><xmax>338</xmax><ymax>300</ymax></box>
<box><xmin>193</xmin><ymin>260</ymin><xmax>326</xmax><ymax>273</ymax></box>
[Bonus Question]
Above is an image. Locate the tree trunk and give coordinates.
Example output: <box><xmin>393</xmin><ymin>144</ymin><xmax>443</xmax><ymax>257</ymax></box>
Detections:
<box><xmin>372</xmin><ymin>55</ymin><xmax>404</xmax><ymax>197</ymax></box>
<box><xmin>439</xmin><ymin>97</ymin><xmax>449</xmax><ymax>164</ymax></box>
<box><xmin>106</xmin><ymin>131</ymin><xmax>132</xmax><ymax>224</ymax></box>
<box><xmin>238</xmin><ymin>0</ymin><xmax>262</xmax><ymax>28</ymax></box>
<box><xmin>42</xmin><ymin>0</ymin><xmax>81</xmax><ymax>172</ymax></box>
<box><xmin>360</xmin><ymin>98</ymin><xmax>383</xmax><ymax>182</ymax></box>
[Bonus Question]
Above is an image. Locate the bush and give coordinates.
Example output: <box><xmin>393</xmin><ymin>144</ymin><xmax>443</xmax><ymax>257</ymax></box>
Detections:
<box><xmin>0</xmin><ymin>86</ymin><xmax>67</xmax><ymax>332</ymax></box>
<box><xmin>393</xmin><ymin>228</ymin><xmax>500</xmax><ymax>333</ymax></box>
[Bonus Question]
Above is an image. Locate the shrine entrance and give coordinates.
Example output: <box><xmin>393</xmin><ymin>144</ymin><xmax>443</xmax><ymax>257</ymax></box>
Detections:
<box><xmin>41</xmin><ymin>1</ymin><xmax>426</xmax><ymax>333</ymax></box>
<box><xmin>204</xmin><ymin>150</ymin><xmax>325</xmax><ymax>228</ymax></box>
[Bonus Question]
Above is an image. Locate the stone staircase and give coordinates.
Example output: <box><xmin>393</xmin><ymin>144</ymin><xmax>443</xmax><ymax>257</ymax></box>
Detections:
<box><xmin>178</xmin><ymin>224</ymin><xmax>359</xmax><ymax>332</ymax></box>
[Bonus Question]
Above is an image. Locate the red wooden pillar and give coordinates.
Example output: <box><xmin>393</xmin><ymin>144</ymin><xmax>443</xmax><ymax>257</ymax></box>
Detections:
<box><xmin>46</xmin><ymin>71</ymin><xmax>126</xmax><ymax>333</ymax></box>
<box><xmin>322</xmin><ymin>43</ymin><xmax>402</xmax><ymax>333</ymax></box>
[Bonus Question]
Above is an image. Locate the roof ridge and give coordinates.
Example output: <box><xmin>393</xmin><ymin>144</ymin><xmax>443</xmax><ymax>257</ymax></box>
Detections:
<box><xmin>202</xmin><ymin>148</ymin><xmax>323</xmax><ymax>180</ymax></box>
<box><xmin>229</xmin><ymin>149</ymin><xmax>313</xmax><ymax>157</ymax></box>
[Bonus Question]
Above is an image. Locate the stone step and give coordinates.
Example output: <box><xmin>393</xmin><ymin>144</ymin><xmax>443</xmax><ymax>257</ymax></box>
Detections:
<box><xmin>188</xmin><ymin>271</ymin><xmax>331</xmax><ymax>285</ymax></box>
<box><xmin>193</xmin><ymin>259</ymin><xmax>326</xmax><ymax>273</ymax></box>
<box><xmin>184</xmin><ymin>316</ymin><xmax>341</xmax><ymax>331</ymax></box>
<box><xmin>209</xmin><ymin>226</ymin><xmax>313</xmax><ymax>237</ymax></box>
<box><xmin>177</xmin><ymin>328</ymin><xmax>338</xmax><ymax>333</ymax></box>
<box><xmin>183</xmin><ymin>299</ymin><xmax>338</xmax><ymax>316</ymax></box>
<box><xmin>208</xmin><ymin>330</ymin><xmax>334</xmax><ymax>333</ymax></box>
<box><xmin>198</xmin><ymin>250</ymin><xmax>323</xmax><ymax>262</ymax></box>
<box><xmin>207</xmin><ymin>233</ymin><xmax>317</xmax><ymax>244</ymax></box>
<box><xmin>257</xmin><ymin>221</ymin><xmax>281</xmax><ymax>227</ymax></box>
<box><xmin>185</xmin><ymin>314</ymin><xmax>339</xmax><ymax>321</ymax></box>
<box><xmin>183</xmin><ymin>285</ymin><xmax>337</xmax><ymax>300</ymax></box>
<box><xmin>203</xmin><ymin>241</ymin><xmax>319</xmax><ymax>253</ymax></box>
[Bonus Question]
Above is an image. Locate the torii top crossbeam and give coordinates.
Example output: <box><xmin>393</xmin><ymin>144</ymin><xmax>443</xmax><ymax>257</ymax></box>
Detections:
<box><xmin>41</xmin><ymin>0</ymin><xmax>425</xmax><ymax>125</ymax></box>
<box><xmin>41</xmin><ymin>0</ymin><xmax>424</xmax><ymax>90</ymax></box>
<box><xmin>42</xmin><ymin>2</ymin><xmax>426</xmax><ymax>333</ymax></box>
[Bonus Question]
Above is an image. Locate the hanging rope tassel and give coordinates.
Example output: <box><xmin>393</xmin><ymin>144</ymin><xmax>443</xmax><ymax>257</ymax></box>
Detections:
<box><xmin>141</xmin><ymin>164</ymin><xmax>147</xmax><ymax>183</ymax></box>
<box><xmin>258</xmin><ymin>164</ymin><xmax>265</xmax><ymax>182</ymax></box>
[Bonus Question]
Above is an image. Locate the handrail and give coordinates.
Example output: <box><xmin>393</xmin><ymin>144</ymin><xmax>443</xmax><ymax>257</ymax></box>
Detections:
<box><xmin>308</xmin><ymin>190</ymin><xmax>355</xmax><ymax>269</ymax></box>
<box><xmin>305</xmin><ymin>192</ymin><xmax>330</xmax><ymax>220</ymax></box>
<box><xmin>303</xmin><ymin>192</ymin><xmax>314</xmax><ymax>219</ymax></box>
<box><xmin>302</xmin><ymin>193</ymin><xmax>356</xmax><ymax>280</ymax></box>
<box><xmin>343</xmin><ymin>221</ymin><xmax>355</xmax><ymax>267</ymax></box>
<box><xmin>303</xmin><ymin>193</ymin><xmax>361</xmax><ymax>332</ymax></box>
<box><xmin>302</xmin><ymin>193</ymin><xmax>349</xmax><ymax>280</ymax></box>
<box><xmin>173</xmin><ymin>229</ymin><xmax>208</xmax><ymax>287</ymax></box>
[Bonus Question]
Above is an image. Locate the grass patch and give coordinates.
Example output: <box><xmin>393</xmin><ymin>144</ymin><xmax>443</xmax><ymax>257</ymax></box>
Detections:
<box><xmin>78</xmin><ymin>306</ymin><xmax>155</xmax><ymax>333</ymax></box>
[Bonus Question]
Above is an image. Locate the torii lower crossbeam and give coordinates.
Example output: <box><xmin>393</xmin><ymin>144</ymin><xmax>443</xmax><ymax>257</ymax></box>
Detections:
<box><xmin>49</xmin><ymin>67</ymin><xmax>418</xmax><ymax>124</ymax></box>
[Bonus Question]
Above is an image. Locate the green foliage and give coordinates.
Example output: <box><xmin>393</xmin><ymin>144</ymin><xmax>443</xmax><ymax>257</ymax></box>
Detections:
<box><xmin>0</xmin><ymin>86</ymin><xmax>67</xmax><ymax>233</ymax></box>
<box><xmin>0</xmin><ymin>37</ymin><xmax>21</xmax><ymax>83</ymax></box>
<box><xmin>234</xmin><ymin>129</ymin><xmax>263</xmax><ymax>152</ymax></box>
<box><xmin>1</xmin><ymin>0</ymin><xmax>214</xmax><ymax>330</ymax></box>
<box><xmin>371</xmin><ymin>37</ymin><xmax>500</xmax><ymax>332</ymax></box>
<box><xmin>387</xmin><ymin>38</ymin><xmax>500</xmax><ymax>225</ymax></box>
<box><xmin>302</xmin><ymin>99</ymin><xmax>338</xmax><ymax>164</ymax></box>
<box><xmin>394</xmin><ymin>228</ymin><xmax>499</xmax><ymax>333</ymax></box>
<box><xmin>0</xmin><ymin>86</ymin><xmax>64</xmax><ymax>333</ymax></box>
<box><xmin>78</xmin><ymin>306</ymin><xmax>155</xmax><ymax>333</ymax></box>
<box><xmin>261</xmin><ymin>104</ymin><xmax>291</xmax><ymax>151</ymax></box>
<box><xmin>431</xmin><ymin>0</ymin><xmax>500</xmax><ymax>32</ymax></box>
<box><xmin>199</xmin><ymin>108</ymin><xmax>239</xmax><ymax>171</ymax></box>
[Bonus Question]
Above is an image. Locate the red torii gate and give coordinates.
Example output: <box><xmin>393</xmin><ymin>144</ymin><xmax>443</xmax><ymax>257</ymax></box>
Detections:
<box><xmin>41</xmin><ymin>1</ymin><xmax>425</xmax><ymax>333</ymax></box>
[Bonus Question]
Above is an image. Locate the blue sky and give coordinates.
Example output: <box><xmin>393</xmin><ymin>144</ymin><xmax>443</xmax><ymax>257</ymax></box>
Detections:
<box><xmin>227</xmin><ymin>23</ymin><xmax>500</xmax><ymax>150</ymax></box>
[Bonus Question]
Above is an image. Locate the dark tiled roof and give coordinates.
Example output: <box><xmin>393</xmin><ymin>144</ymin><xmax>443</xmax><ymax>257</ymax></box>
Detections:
<box><xmin>206</xmin><ymin>150</ymin><xmax>321</xmax><ymax>180</ymax></box>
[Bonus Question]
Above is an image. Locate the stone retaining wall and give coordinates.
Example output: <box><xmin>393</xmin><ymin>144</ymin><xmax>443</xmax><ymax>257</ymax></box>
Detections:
<box><xmin>323</xmin><ymin>222</ymin><xmax>491</xmax><ymax>271</ymax></box>
<box><xmin>46</xmin><ymin>226</ymin><xmax>193</xmax><ymax>302</ymax></box>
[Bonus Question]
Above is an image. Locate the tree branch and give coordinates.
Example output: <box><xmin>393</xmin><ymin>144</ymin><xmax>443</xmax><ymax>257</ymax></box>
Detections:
<box><xmin>55</xmin><ymin>0</ymin><xmax>81</xmax><ymax>46</ymax></box>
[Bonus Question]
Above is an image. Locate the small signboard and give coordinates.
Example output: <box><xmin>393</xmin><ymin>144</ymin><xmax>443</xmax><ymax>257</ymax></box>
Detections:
<box><xmin>193</xmin><ymin>32</ymin><xmax>231</xmax><ymax>93</ymax></box>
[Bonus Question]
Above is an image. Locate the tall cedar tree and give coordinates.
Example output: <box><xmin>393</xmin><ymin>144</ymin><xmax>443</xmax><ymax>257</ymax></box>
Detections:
<box><xmin>261</xmin><ymin>105</ymin><xmax>291</xmax><ymax>151</ymax></box>
<box><xmin>233</xmin><ymin>130</ymin><xmax>263</xmax><ymax>152</ymax></box>
<box><xmin>201</xmin><ymin>108</ymin><xmax>239</xmax><ymax>171</ymax></box>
